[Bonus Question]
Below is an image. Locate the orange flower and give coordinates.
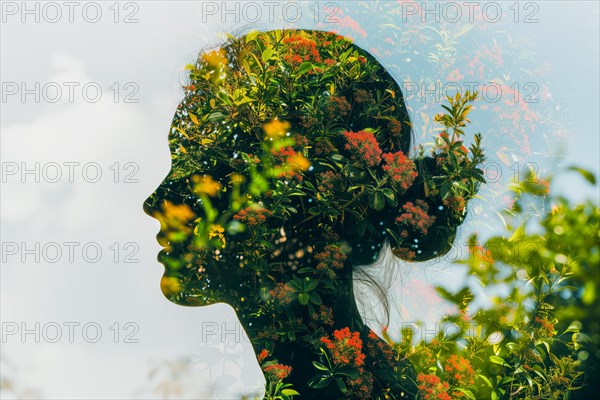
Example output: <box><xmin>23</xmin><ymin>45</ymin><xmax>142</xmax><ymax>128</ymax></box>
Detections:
<box><xmin>269</xmin><ymin>282</ymin><xmax>294</xmax><ymax>305</ymax></box>
<box><xmin>469</xmin><ymin>245</ymin><xmax>494</xmax><ymax>264</ymax></box>
<box><xmin>396</xmin><ymin>200</ymin><xmax>436</xmax><ymax>236</ymax></box>
<box><xmin>233</xmin><ymin>206</ymin><xmax>273</xmax><ymax>226</ymax></box>
<box><xmin>444</xmin><ymin>355</ymin><xmax>475</xmax><ymax>386</ymax></box>
<box><xmin>263</xmin><ymin>363</ymin><xmax>292</xmax><ymax>381</ymax></box>
<box><xmin>382</xmin><ymin>151</ymin><xmax>418</xmax><ymax>192</ymax></box>
<box><xmin>257</xmin><ymin>349</ymin><xmax>269</xmax><ymax>363</ymax></box>
<box><xmin>343</xmin><ymin>130</ymin><xmax>382</xmax><ymax>167</ymax></box>
<box><xmin>320</xmin><ymin>327</ymin><xmax>366</xmax><ymax>367</ymax></box>
<box><xmin>313</xmin><ymin>244</ymin><xmax>347</xmax><ymax>270</ymax></box>
<box><xmin>417</xmin><ymin>373</ymin><xmax>451</xmax><ymax>400</ymax></box>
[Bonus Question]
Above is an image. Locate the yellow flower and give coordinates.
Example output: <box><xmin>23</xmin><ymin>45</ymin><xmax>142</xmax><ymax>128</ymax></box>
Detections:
<box><xmin>208</xmin><ymin>224</ymin><xmax>226</xmax><ymax>247</ymax></box>
<box><xmin>202</xmin><ymin>49</ymin><xmax>227</xmax><ymax>68</ymax></box>
<box><xmin>154</xmin><ymin>201</ymin><xmax>195</xmax><ymax>234</ymax></box>
<box><xmin>287</xmin><ymin>153</ymin><xmax>311</xmax><ymax>171</ymax></box>
<box><xmin>160</xmin><ymin>275</ymin><xmax>181</xmax><ymax>296</ymax></box>
<box><xmin>230</xmin><ymin>173</ymin><xmax>246</xmax><ymax>185</ymax></box>
<box><xmin>263</xmin><ymin>119</ymin><xmax>290</xmax><ymax>139</ymax></box>
<box><xmin>192</xmin><ymin>174</ymin><xmax>222</xmax><ymax>197</ymax></box>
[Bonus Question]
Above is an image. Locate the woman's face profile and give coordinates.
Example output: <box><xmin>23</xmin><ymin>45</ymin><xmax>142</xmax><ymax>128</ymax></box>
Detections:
<box><xmin>141</xmin><ymin>29</ymin><xmax>461</xmax><ymax>311</ymax></box>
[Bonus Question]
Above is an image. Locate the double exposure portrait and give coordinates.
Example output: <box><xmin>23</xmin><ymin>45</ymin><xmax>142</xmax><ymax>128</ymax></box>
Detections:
<box><xmin>1</xmin><ymin>2</ymin><xmax>598</xmax><ymax>400</ymax></box>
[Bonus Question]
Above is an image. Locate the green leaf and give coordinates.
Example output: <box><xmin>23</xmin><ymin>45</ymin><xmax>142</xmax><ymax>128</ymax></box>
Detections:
<box><xmin>307</xmin><ymin>374</ymin><xmax>330</xmax><ymax>389</ymax></box>
<box><xmin>567</xmin><ymin>166</ymin><xmax>596</xmax><ymax>184</ymax></box>
<box><xmin>453</xmin><ymin>388</ymin><xmax>475</xmax><ymax>400</ymax></box>
<box><xmin>281</xmin><ymin>389</ymin><xmax>300</xmax><ymax>396</ymax></box>
<box><xmin>508</xmin><ymin>224</ymin><xmax>527</xmax><ymax>242</ymax></box>
<box><xmin>208</xmin><ymin>112</ymin><xmax>224</xmax><ymax>120</ymax></box>
<box><xmin>563</xmin><ymin>323</ymin><xmax>581</xmax><ymax>335</ymax></box>
<box><xmin>369</xmin><ymin>191</ymin><xmax>385</xmax><ymax>211</ymax></box>
<box><xmin>296</xmin><ymin>62</ymin><xmax>313</xmax><ymax>76</ymax></box>
<box><xmin>298</xmin><ymin>293</ymin><xmax>310</xmax><ymax>305</ymax></box>
<box><xmin>335</xmin><ymin>377</ymin><xmax>347</xmax><ymax>393</ymax></box>
<box><xmin>337</xmin><ymin>367</ymin><xmax>359</xmax><ymax>379</ymax></box>
<box><xmin>382</xmin><ymin>188</ymin><xmax>398</xmax><ymax>207</ymax></box>
<box><xmin>478</xmin><ymin>374</ymin><xmax>493</xmax><ymax>388</ymax></box>
<box><xmin>490</xmin><ymin>355</ymin><xmax>510</xmax><ymax>367</ymax></box>
<box><xmin>287</xmin><ymin>279</ymin><xmax>302</xmax><ymax>291</ymax></box>
<box><xmin>309</xmin><ymin>292</ymin><xmax>322</xmax><ymax>305</ymax></box>
<box><xmin>312</xmin><ymin>361</ymin><xmax>328</xmax><ymax>371</ymax></box>
<box><xmin>439</xmin><ymin>182</ymin><xmax>451</xmax><ymax>199</ymax></box>
<box><xmin>297</xmin><ymin>267</ymin><xmax>314</xmax><ymax>274</ymax></box>
<box><xmin>245</xmin><ymin>30</ymin><xmax>260</xmax><ymax>43</ymax></box>
<box><xmin>308</xmin><ymin>207</ymin><xmax>320</xmax><ymax>216</ymax></box>
<box><xmin>305</xmin><ymin>278</ymin><xmax>319</xmax><ymax>292</ymax></box>
<box><xmin>261</xmin><ymin>47</ymin><xmax>274</xmax><ymax>62</ymax></box>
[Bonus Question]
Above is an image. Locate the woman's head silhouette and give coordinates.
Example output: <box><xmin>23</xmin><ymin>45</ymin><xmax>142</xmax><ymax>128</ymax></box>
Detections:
<box><xmin>143</xmin><ymin>29</ymin><xmax>484</xmax><ymax>399</ymax></box>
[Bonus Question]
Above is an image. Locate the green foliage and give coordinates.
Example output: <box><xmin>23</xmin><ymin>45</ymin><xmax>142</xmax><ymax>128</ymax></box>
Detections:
<box><xmin>384</xmin><ymin>166</ymin><xmax>598</xmax><ymax>399</ymax></box>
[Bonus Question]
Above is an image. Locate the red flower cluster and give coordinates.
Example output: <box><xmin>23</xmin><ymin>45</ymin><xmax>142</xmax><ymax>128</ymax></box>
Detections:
<box><xmin>283</xmin><ymin>54</ymin><xmax>304</xmax><ymax>66</ymax></box>
<box><xmin>417</xmin><ymin>373</ymin><xmax>451</xmax><ymax>400</ymax></box>
<box><xmin>269</xmin><ymin>146</ymin><xmax>309</xmax><ymax>182</ymax></box>
<box><xmin>256</xmin><ymin>326</ymin><xmax>280</xmax><ymax>342</ymax></box>
<box><xmin>313</xmin><ymin>139</ymin><xmax>336</xmax><ymax>156</ymax></box>
<box><xmin>388</xmin><ymin>118</ymin><xmax>403</xmax><ymax>137</ymax></box>
<box><xmin>354</xmin><ymin>88</ymin><xmax>374</xmax><ymax>104</ymax></box>
<box><xmin>343</xmin><ymin>130</ymin><xmax>382</xmax><ymax>167</ymax></box>
<box><xmin>320</xmin><ymin>327</ymin><xmax>373</xmax><ymax>398</ymax></box>
<box><xmin>263</xmin><ymin>363</ymin><xmax>292</xmax><ymax>381</ymax></box>
<box><xmin>445</xmin><ymin>355</ymin><xmax>475</xmax><ymax>386</ymax></box>
<box><xmin>257</xmin><ymin>349</ymin><xmax>269</xmax><ymax>363</ymax></box>
<box><xmin>300</xmin><ymin>114</ymin><xmax>320</xmax><ymax>130</ymax></box>
<box><xmin>310</xmin><ymin>305</ymin><xmax>334</xmax><ymax>326</ymax></box>
<box><xmin>269</xmin><ymin>282</ymin><xmax>294</xmax><ymax>305</ymax></box>
<box><xmin>487</xmin><ymin>84</ymin><xmax>539</xmax><ymax>151</ymax></box>
<box><xmin>443</xmin><ymin>195</ymin><xmax>466</xmax><ymax>214</ymax></box>
<box><xmin>270</xmin><ymin>145</ymin><xmax>297</xmax><ymax>161</ymax></box>
<box><xmin>367</xmin><ymin>330</ymin><xmax>395</xmax><ymax>365</ymax></box>
<box><xmin>396</xmin><ymin>200</ymin><xmax>436</xmax><ymax>236</ymax></box>
<box><xmin>317</xmin><ymin>170</ymin><xmax>343</xmax><ymax>192</ymax></box>
<box><xmin>382</xmin><ymin>151</ymin><xmax>418</xmax><ymax>192</ymax></box>
<box><xmin>524</xmin><ymin>177</ymin><xmax>550</xmax><ymax>196</ymax></box>
<box><xmin>293</xmin><ymin>133</ymin><xmax>309</xmax><ymax>149</ymax></box>
<box><xmin>347</xmin><ymin>372</ymin><xmax>373</xmax><ymax>399</ymax></box>
<box><xmin>469</xmin><ymin>245</ymin><xmax>494</xmax><ymax>264</ymax></box>
<box><xmin>539</xmin><ymin>178</ymin><xmax>550</xmax><ymax>194</ymax></box>
<box><xmin>233</xmin><ymin>206</ymin><xmax>273</xmax><ymax>226</ymax></box>
<box><xmin>325</xmin><ymin>95</ymin><xmax>351</xmax><ymax>120</ymax></box>
<box><xmin>283</xmin><ymin>35</ymin><xmax>322</xmax><ymax>65</ymax></box>
<box><xmin>535</xmin><ymin>316</ymin><xmax>556</xmax><ymax>337</ymax></box>
<box><xmin>320</xmin><ymin>327</ymin><xmax>366</xmax><ymax>367</ymax></box>
<box><xmin>446</xmin><ymin>68</ymin><xmax>465</xmax><ymax>82</ymax></box>
<box><xmin>392</xmin><ymin>246</ymin><xmax>416</xmax><ymax>260</ymax></box>
<box><xmin>313</xmin><ymin>244</ymin><xmax>347</xmax><ymax>270</ymax></box>
<box><xmin>337</xmin><ymin>14</ymin><xmax>367</xmax><ymax>39</ymax></box>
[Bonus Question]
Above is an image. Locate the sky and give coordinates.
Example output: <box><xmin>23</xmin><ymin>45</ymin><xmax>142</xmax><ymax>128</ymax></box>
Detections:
<box><xmin>1</xmin><ymin>1</ymin><xmax>598</xmax><ymax>399</ymax></box>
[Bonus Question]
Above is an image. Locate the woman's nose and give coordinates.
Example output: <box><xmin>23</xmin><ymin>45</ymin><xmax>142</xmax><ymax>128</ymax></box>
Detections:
<box><xmin>143</xmin><ymin>196</ymin><xmax>156</xmax><ymax>218</ymax></box>
<box><xmin>143</xmin><ymin>181</ymin><xmax>166</xmax><ymax>218</ymax></box>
